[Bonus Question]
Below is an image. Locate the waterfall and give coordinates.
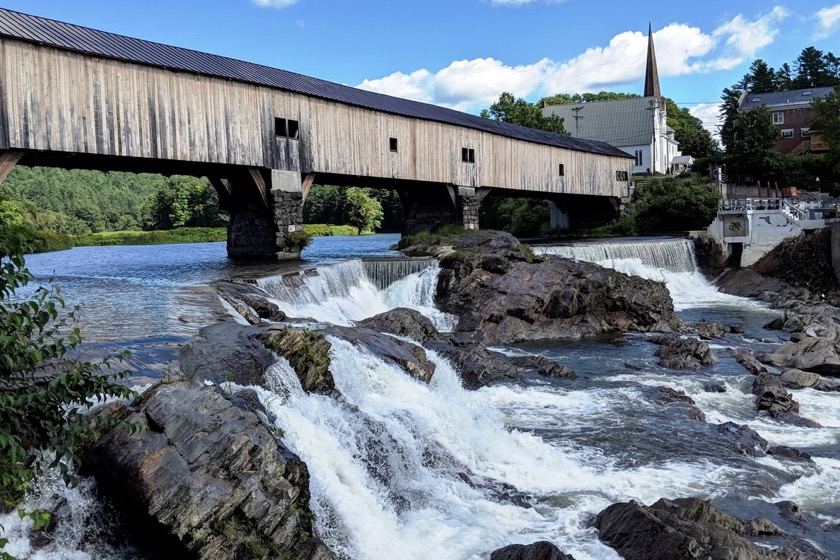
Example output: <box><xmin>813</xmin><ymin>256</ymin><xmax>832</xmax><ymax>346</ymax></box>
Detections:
<box><xmin>361</xmin><ymin>257</ymin><xmax>436</xmax><ymax>290</ymax></box>
<box><xmin>255</xmin><ymin>259</ymin><xmax>456</xmax><ymax>330</ymax></box>
<box><xmin>537</xmin><ymin>238</ymin><xmax>755</xmax><ymax>311</ymax></box>
<box><xmin>537</xmin><ymin>238</ymin><xmax>696</xmax><ymax>273</ymax></box>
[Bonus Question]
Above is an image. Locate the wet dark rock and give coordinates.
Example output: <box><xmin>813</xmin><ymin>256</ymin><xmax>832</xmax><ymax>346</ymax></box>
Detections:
<box><xmin>216</xmin><ymin>281</ymin><xmax>285</xmax><ymax>324</ymax></box>
<box><xmin>180</xmin><ymin>321</ymin><xmax>276</xmax><ymax>387</ymax></box>
<box><xmin>780</xmin><ymin>368</ymin><xmax>839</xmax><ymax>391</ymax></box>
<box><xmin>753</xmin><ymin>372</ymin><xmax>800</xmax><ymax>417</ymax></box>
<box><xmin>510</xmin><ymin>355</ymin><xmax>577</xmax><ymax>379</ymax></box>
<box><xmin>490</xmin><ymin>541</ymin><xmax>576</xmax><ymax>560</ymax></box>
<box><xmin>407</xmin><ymin>231</ymin><xmax>681</xmax><ymax>344</ymax></box>
<box><xmin>648</xmin><ymin>386</ymin><xmax>705</xmax><ymax>421</ymax></box>
<box><xmin>594</xmin><ymin>497</ymin><xmax>823</xmax><ymax>560</ymax></box>
<box><xmin>623</xmin><ymin>362</ymin><xmax>643</xmax><ymax>371</ymax></box>
<box><xmin>716</xmin><ymin>422</ymin><xmax>769</xmax><ymax>457</ymax></box>
<box><xmin>424</xmin><ymin>339</ymin><xmax>521</xmax><ymax>389</ymax></box>
<box><xmin>730</xmin><ymin>323</ymin><xmax>745</xmax><ymax>334</ymax></box>
<box><xmin>767</xmin><ymin>445</ymin><xmax>815</xmax><ymax>466</ymax></box>
<box><xmin>726</xmin><ymin>347</ymin><xmax>768</xmax><ymax>376</ymax></box>
<box><xmin>83</xmin><ymin>382</ymin><xmax>334</xmax><ymax>560</ymax></box>
<box><xmin>687</xmin><ymin>318</ymin><xmax>726</xmax><ymax>339</ymax></box>
<box><xmin>704</xmin><ymin>383</ymin><xmax>727</xmax><ymax>393</ymax></box>
<box><xmin>356</xmin><ymin>307</ymin><xmax>440</xmax><ymax>343</ymax></box>
<box><xmin>262</xmin><ymin>327</ymin><xmax>335</xmax><ymax>393</ymax></box>
<box><xmin>652</xmin><ymin>335</ymin><xmax>717</xmax><ymax>369</ymax></box>
<box><xmin>760</xmin><ymin>337</ymin><xmax>840</xmax><ymax>377</ymax></box>
<box><xmin>330</xmin><ymin>325</ymin><xmax>436</xmax><ymax>383</ymax></box>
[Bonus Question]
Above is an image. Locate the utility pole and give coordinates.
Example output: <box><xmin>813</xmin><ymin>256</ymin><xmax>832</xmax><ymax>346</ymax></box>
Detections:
<box><xmin>571</xmin><ymin>106</ymin><xmax>584</xmax><ymax>136</ymax></box>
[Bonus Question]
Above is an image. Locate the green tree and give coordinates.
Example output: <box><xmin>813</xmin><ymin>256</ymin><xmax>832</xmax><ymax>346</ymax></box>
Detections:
<box><xmin>746</xmin><ymin>59</ymin><xmax>777</xmax><ymax>93</ymax></box>
<box><xmin>144</xmin><ymin>176</ymin><xmax>227</xmax><ymax>230</ymax></box>
<box><xmin>541</xmin><ymin>91</ymin><xmax>641</xmax><ymax>105</ymax></box>
<box><xmin>0</xmin><ymin>227</ymin><xmax>135</xmax><ymax>541</ymax></box>
<box><xmin>481</xmin><ymin>92</ymin><xmax>568</xmax><ymax>134</ymax></box>
<box><xmin>343</xmin><ymin>187</ymin><xmax>383</xmax><ymax>234</ymax></box>
<box><xmin>774</xmin><ymin>63</ymin><xmax>794</xmax><ymax>91</ymax></box>
<box><xmin>795</xmin><ymin>47</ymin><xmax>832</xmax><ymax>88</ymax></box>
<box><xmin>812</xmin><ymin>85</ymin><xmax>840</xmax><ymax>168</ymax></box>
<box><xmin>719</xmin><ymin>85</ymin><xmax>746</xmax><ymax>153</ymax></box>
<box><xmin>663</xmin><ymin>98</ymin><xmax>718</xmax><ymax>163</ymax></box>
<box><xmin>479</xmin><ymin>197</ymin><xmax>549</xmax><ymax>237</ymax></box>
<box><xmin>726</xmin><ymin>106</ymin><xmax>779</xmax><ymax>177</ymax></box>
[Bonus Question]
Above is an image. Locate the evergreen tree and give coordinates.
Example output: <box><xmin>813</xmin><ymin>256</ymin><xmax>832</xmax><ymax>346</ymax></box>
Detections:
<box><xmin>746</xmin><ymin>59</ymin><xmax>777</xmax><ymax>93</ymax></box>
<box><xmin>795</xmin><ymin>47</ymin><xmax>832</xmax><ymax>88</ymax></box>
<box><xmin>812</xmin><ymin>85</ymin><xmax>840</xmax><ymax>168</ymax></box>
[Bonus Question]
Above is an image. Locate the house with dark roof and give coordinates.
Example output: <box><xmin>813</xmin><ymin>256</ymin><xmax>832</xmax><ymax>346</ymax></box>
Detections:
<box><xmin>737</xmin><ymin>87</ymin><xmax>834</xmax><ymax>155</ymax></box>
<box><xmin>542</xmin><ymin>24</ymin><xmax>684</xmax><ymax>175</ymax></box>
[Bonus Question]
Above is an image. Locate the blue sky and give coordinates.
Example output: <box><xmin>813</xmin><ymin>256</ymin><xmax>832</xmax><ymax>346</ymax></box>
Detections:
<box><xmin>2</xmin><ymin>0</ymin><xmax>840</xmax><ymax>133</ymax></box>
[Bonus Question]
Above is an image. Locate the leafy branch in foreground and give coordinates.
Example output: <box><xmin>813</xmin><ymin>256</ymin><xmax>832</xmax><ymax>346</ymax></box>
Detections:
<box><xmin>0</xmin><ymin>225</ymin><xmax>136</xmax><ymax>548</ymax></box>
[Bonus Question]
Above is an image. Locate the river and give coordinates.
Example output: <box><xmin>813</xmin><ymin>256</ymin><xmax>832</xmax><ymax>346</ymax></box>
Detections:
<box><xmin>3</xmin><ymin>234</ymin><xmax>840</xmax><ymax>559</ymax></box>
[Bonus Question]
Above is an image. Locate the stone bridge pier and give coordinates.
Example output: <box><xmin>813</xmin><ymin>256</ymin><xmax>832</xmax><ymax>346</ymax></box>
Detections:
<box><xmin>400</xmin><ymin>185</ymin><xmax>484</xmax><ymax>235</ymax></box>
<box><xmin>223</xmin><ymin>169</ymin><xmax>309</xmax><ymax>260</ymax></box>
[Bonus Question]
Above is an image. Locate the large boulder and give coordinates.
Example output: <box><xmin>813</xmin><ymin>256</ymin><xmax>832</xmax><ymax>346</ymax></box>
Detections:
<box><xmin>780</xmin><ymin>368</ymin><xmax>839</xmax><ymax>391</ymax></box>
<box><xmin>216</xmin><ymin>281</ymin><xmax>285</xmax><ymax>325</ymax></box>
<box><xmin>490</xmin><ymin>541</ymin><xmax>576</xmax><ymax>560</ymax></box>
<box><xmin>355</xmin><ymin>307</ymin><xmax>440</xmax><ymax>343</ymax></box>
<box><xmin>424</xmin><ymin>232</ymin><xmax>679</xmax><ymax>344</ymax></box>
<box><xmin>423</xmin><ymin>338</ymin><xmax>521</xmax><ymax>388</ymax></box>
<box><xmin>653</xmin><ymin>335</ymin><xmax>717</xmax><ymax>369</ymax></box>
<box><xmin>261</xmin><ymin>327</ymin><xmax>335</xmax><ymax>393</ymax></box>
<box><xmin>760</xmin><ymin>337</ymin><xmax>840</xmax><ymax>377</ymax></box>
<box><xmin>180</xmin><ymin>321</ymin><xmax>276</xmax><ymax>387</ymax></box>
<box><xmin>329</xmin><ymin>325</ymin><xmax>436</xmax><ymax>383</ymax></box>
<box><xmin>595</xmin><ymin>497</ymin><xmax>825</xmax><ymax>560</ymax></box>
<box><xmin>83</xmin><ymin>382</ymin><xmax>334</xmax><ymax>560</ymax></box>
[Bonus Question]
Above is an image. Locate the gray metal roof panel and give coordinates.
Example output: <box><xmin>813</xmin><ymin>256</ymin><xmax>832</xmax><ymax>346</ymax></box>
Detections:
<box><xmin>542</xmin><ymin>97</ymin><xmax>657</xmax><ymax>147</ymax></box>
<box><xmin>739</xmin><ymin>87</ymin><xmax>835</xmax><ymax>111</ymax></box>
<box><xmin>0</xmin><ymin>8</ymin><xmax>631</xmax><ymax>159</ymax></box>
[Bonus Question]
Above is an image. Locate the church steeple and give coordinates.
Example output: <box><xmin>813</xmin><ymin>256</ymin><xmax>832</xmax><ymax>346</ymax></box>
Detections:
<box><xmin>643</xmin><ymin>22</ymin><xmax>661</xmax><ymax>99</ymax></box>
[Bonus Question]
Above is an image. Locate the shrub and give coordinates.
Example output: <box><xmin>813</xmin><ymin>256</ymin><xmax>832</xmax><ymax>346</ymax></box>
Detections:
<box><xmin>0</xmin><ymin>226</ymin><xmax>135</xmax><ymax>547</ymax></box>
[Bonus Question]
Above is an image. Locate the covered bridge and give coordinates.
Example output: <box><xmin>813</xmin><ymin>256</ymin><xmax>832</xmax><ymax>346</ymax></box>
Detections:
<box><xmin>0</xmin><ymin>8</ymin><xmax>633</xmax><ymax>258</ymax></box>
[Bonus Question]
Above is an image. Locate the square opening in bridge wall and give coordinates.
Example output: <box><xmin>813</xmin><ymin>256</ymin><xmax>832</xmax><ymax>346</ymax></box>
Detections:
<box><xmin>559</xmin><ymin>164</ymin><xmax>565</xmax><ymax>176</ymax></box>
<box><xmin>461</xmin><ymin>148</ymin><xmax>475</xmax><ymax>163</ymax></box>
<box><xmin>274</xmin><ymin>118</ymin><xmax>300</xmax><ymax>139</ymax></box>
<box><xmin>390</xmin><ymin>137</ymin><xmax>398</xmax><ymax>152</ymax></box>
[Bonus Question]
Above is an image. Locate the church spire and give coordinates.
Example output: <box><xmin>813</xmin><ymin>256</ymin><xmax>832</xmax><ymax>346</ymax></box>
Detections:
<box><xmin>644</xmin><ymin>22</ymin><xmax>661</xmax><ymax>99</ymax></box>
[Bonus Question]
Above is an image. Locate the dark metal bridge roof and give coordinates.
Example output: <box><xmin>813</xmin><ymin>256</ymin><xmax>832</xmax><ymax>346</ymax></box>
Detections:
<box><xmin>0</xmin><ymin>8</ymin><xmax>631</xmax><ymax>159</ymax></box>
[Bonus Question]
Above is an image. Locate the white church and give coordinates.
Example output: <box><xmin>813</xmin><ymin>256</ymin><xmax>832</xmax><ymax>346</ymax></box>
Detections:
<box><xmin>542</xmin><ymin>24</ymin><xmax>687</xmax><ymax>175</ymax></box>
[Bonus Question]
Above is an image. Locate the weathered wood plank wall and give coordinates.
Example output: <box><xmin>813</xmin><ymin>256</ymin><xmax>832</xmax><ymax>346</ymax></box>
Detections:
<box><xmin>0</xmin><ymin>38</ymin><xmax>630</xmax><ymax>198</ymax></box>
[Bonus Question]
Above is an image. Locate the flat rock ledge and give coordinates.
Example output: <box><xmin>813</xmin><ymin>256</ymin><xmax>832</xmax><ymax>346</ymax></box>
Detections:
<box><xmin>83</xmin><ymin>381</ymin><xmax>334</xmax><ymax>560</ymax></box>
<box><xmin>490</xmin><ymin>541</ymin><xmax>576</xmax><ymax>560</ymax></box>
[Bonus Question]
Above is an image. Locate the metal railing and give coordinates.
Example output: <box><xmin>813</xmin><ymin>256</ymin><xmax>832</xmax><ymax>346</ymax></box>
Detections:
<box><xmin>718</xmin><ymin>197</ymin><xmax>810</xmax><ymax>221</ymax></box>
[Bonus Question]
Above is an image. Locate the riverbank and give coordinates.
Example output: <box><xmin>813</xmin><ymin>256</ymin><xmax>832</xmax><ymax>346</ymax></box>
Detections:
<box><xmin>30</xmin><ymin>224</ymin><xmax>370</xmax><ymax>253</ymax></box>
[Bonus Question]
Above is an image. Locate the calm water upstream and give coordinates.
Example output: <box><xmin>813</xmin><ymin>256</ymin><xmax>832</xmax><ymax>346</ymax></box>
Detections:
<box><xmin>5</xmin><ymin>235</ymin><xmax>840</xmax><ymax>559</ymax></box>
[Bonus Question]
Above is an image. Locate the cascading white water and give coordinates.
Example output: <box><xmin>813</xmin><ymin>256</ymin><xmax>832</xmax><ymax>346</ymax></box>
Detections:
<box><xmin>537</xmin><ymin>238</ymin><xmax>759</xmax><ymax>311</ymax></box>
<box><xmin>251</xmin><ymin>341</ymin><xmax>753</xmax><ymax>560</ymax></box>
<box><xmin>255</xmin><ymin>259</ymin><xmax>457</xmax><ymax>331</ymax></box>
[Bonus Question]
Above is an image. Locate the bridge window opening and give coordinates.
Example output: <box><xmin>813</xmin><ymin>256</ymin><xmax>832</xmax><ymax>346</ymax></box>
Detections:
<box><xmin>274</xmin><ymin>118</ymin><xmax>299</xmax><ymax>139</ymax></box>
<box><xmin>389</xmin><ymin>137</ymin><xmax>398</xmax><ymax>152</ymax></box>
<box><xmin>616</xmin><ymin>170</ymin><xmax>628</xmax><ymax>181</ymax></box>
<box><xmin>558</xmin><ymin>164</ymin><xmax>565</xmax><ymax>176</ymax></box>
<box><xmin>461</xmin><ymin>148</ymin><xmax>475</xmax><ymax>163</ymax></box>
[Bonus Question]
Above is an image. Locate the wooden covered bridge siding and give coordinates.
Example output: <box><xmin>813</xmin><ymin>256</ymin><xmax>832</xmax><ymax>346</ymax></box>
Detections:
<box><xmin>0</xmin><ymin>35</ymin><xmax>631</xmax><ymax>258</ymax></box>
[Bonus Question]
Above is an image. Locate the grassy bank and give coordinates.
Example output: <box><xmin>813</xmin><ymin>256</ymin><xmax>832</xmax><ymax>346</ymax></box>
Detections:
<box><xmin>75</xmin><ymin>227</ymin><xmax>227</xmax><ymax>246</ymax></box>
<box><xmin>29</xmin><ymin>223</ymin><xmax>370</xmax><ymax>253</ymax></box>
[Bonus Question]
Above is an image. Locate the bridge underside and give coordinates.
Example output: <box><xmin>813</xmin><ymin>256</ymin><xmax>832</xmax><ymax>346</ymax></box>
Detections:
<box><xmin>1</xmin><ymin>149</ymin><xmax>621</xmax><ymax>260</ymax></box>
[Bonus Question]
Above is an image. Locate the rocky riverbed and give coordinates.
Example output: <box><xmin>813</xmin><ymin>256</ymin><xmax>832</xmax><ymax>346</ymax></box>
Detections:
<box><xmin>42</xmin><ymin>231</ymin><xmax>840</xmax><ymax>559</ymax></box>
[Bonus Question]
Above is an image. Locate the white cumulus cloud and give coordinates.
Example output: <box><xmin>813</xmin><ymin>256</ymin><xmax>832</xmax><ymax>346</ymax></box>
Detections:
<box><xmin>251</xmin><ymin>0</ymin><xmax>299</xmax><ymax>9</ymax></box>
<box><xmin>815</xmin><ymin>3</ymin><xmax>840</xmax><ymax>38</ymax></box>
<box><xmin>356</xmin><ymin>8</ymin><xmax>789</xmax><ymax>113</ymax></box>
